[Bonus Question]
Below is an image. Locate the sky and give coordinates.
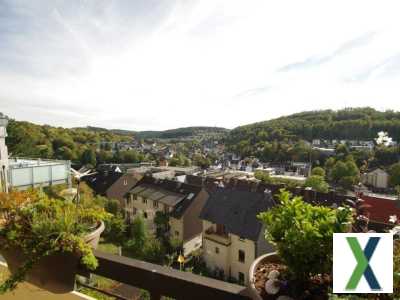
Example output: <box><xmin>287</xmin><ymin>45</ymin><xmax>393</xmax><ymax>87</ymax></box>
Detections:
<box><xmin>1</xmin><ymin>0</ymin><xmax>400</xmax><ymax>131</ymax></box>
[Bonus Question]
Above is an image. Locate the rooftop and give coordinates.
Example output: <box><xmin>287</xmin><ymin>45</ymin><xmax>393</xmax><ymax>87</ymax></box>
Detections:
<box><xmin>8</xmin><ymin>157</ymin><xmax>69</xmax><ymax>168</ymax></box>
<box><xmin>200</xmin><ymin>187</ymin><xmax>276</xmax><ymax>241</ymax></box>
<box><xmin>128</xmin><ymin>176</ymin><xmax>203</xmax><ymax>217</ymax></box>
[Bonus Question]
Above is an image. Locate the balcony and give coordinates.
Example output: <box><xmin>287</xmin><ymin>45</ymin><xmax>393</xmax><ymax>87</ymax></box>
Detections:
<box><xmin>0</xmin><ymin>262</ymin><xmax>95</xmax><ymax>300</ymax></box>
<box><xmin>8</xmin><ymin>157</ymin><xmax>71</xmax><ymax>189</ymax></box>
<box><xmin>204</xmin><ymin>228</ymin><xmax>231</xmax><ymax>246</ymax></box>
<box><xmin>1</xmin><ymin>250</ymin><xmax>251</xmax><ymax>300</ymax></box>
<box><xmin>84</xmin><ymin>250</ymin><xmax>251</xmax><ymax>299</ymax></box>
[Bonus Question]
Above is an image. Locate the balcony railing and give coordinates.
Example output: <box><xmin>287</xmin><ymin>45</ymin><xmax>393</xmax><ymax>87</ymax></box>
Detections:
<box><xmin>203</xmin><ymin>229</ymin><xmax>231</xmax><ymax>246</ymax></box>
<box><xmin>79</xmin><ymin>250</ymin><xmax>251</xmax><ymax>300</ymax></box>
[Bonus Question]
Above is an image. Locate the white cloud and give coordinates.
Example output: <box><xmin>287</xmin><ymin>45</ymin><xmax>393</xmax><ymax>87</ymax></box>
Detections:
<box><xmin>1</xmin><ymin>0</ymin><xmax>400</xmax><ymax>130</ymax></box>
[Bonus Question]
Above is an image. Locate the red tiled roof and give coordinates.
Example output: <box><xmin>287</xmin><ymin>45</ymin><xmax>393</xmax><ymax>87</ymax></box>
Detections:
<box><xmin>360</xmin><ymin>194</ymin><xmax>400</xmax><ymax>223</ymax></box>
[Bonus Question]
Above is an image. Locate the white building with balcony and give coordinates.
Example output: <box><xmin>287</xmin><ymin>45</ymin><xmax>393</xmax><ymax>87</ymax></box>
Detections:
<box><xmin>0</xmin><ymin>113</ymin><xmax>71</xmax><ymax>192</ymax></box>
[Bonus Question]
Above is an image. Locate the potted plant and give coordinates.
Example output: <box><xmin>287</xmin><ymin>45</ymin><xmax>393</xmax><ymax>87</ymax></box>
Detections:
<box><xmin>0</xmin><ymin>190</ymin><xmax>110</xmax><ymax>294</ymax></box>
<box><xmin>249</xmin><ymin>190</ymin><xmax>352</xmax><ymax>299</ymax></box>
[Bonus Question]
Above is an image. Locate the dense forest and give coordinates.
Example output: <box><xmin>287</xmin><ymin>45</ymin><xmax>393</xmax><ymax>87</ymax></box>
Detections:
<box><xmin>135</xmin><ymin>126</ymin><xmax>229</xmax><ymax>140</ymax></box>
<box><xmin>5</xmin><ymin>120</ymin><xmax>134</xmax><ymax>164</ymax></box>
<box><xmin>227</xmin><ymin>107</ymin><xmax>400</xmax><ymax>145</ymax></box>
<box><xmin>4</xmin><ymin>121</ymin><xmax>225</xmax><ymax>166</ymax></box>
<box><xmin>225</xmin><ymin>108</ymin><xmax>400</xmax><ymax>181</ymax></box>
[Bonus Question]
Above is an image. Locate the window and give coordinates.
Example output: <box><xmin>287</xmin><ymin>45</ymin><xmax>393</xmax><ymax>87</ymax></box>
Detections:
<box><xmin>123</xmin><ymin>179</ymin><xmax>128</xmax><ymax>186</ymax></box>
<box><xmin>175</xmin><ymin>231</ymin><xmax>179</xmax><ymax>237</ymax></box>
<box><xmin>153</xmin><ymin>201</ymin><xmax>159</xmax><ymax>208</ymax></box>
<box><xmin>215</xmin><ymin>247</ymin><xmax>219</xmax><ymax>254</ymax></box>
<box><xmin>143</xmin><ymin>212</ymin><xmax>148</xmax><ymax>219</ymax></box>
<box><xmin>216</xmin><ymin>224</ymin><xmax>226</xmax><ymax>235</ymax></box>
<box><xmin>238</xmin><ymin>250</ymin><xmax>245</xmax><ymax>263</ymax></box>
<box><xmin>142</xmin><ymin>198</ymin><xmax>147</xmax><ymax>204</ymax></box>
<box><xmin>238</xmin><ymin>272</ymin><xmax>245</xmax><ymax>285</ymax></box>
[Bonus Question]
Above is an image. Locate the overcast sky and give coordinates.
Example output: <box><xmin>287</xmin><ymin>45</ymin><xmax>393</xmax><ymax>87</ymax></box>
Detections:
<box><xmin>1</xmin><ymin>1</ymin><xmax>400</xmax><ymax>130</ymax></box>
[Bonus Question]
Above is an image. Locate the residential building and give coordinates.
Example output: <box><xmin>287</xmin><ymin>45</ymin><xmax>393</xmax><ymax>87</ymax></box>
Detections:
<box><xmin>200</xmin><ymin>188</ymin><xmax>275</xmax><ymax>285</ymax></box>
<box><xmin>0</xmin><ymin>113</ymin><xmax>9</xmax><ymax>192</ymax></box>
<box><xmin>125</xmin><ymin>176</ymin><xmax>209</xmax><ymax>255</ymax></box>
<box><xmin>1</xmin><ymin>112</ymin><xmax>71</xmax><ymax>191</ymax></box>
<box><xmin>84</xmin><ymin>171</ymin><xmax>142</xmax><ymax>206</ymax></box>
<box><xmin>127</xmin><ymin>166</ymin><xmax>176</xmax><ymax>179</ymax></box>
<box><xmin>361</xmin><ymin>168</ymin><xmax>390</xmax><ymax>190</ymax></box>
<box><xmin>8</xmin><ymin>158</ymin><xmax>71</xmax><ymax>190</ymax></box>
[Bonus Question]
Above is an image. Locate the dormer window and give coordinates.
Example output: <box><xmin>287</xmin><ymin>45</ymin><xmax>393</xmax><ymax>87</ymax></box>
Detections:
<box><xmin>216</xmin><ymin>224</ymin><xmax>226</xmax><ymax>235</ymax></box>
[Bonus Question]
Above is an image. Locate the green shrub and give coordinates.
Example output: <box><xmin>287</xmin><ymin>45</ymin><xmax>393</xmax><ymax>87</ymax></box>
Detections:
<box><xmin>257</xmin><ymin>190</ymin><xmax>352</xmax><ymax>282</ymax></box>
<box><xmin>394</xmin><ymin>240</ymin><xmax>400</xmax><ymax>297</ymax></box>
<box><xmin>0</xmin><ymin>190</ymin><xmax>110</xmax><ymax>293</ymax></box>
<box><xmin>304</xmin><ymin>175</ymin><xmax>329</xmax><ymax>193</ymax></box>
<box><xmin>311</xmin><ymin>167</ymin><xmax>326</xmax><ymax>177</ymax></box>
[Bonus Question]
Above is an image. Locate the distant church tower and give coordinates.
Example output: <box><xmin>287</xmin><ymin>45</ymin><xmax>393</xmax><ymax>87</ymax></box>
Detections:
<box><xmin>0</xmin><ymin>112</ymin><xmax>9</xmax><ymax>193</ymax></box>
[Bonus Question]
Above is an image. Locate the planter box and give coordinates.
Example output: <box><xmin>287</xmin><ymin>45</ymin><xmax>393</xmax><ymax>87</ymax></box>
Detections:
<box><xmin>248</xmin><ymin>252</ymin><xmax>280</xmax><ymax>300</ymax></box>
<box><xmin>1</xmin><ymin>221</ymin><xmax>104</xmax><ymax>294</ymax></box>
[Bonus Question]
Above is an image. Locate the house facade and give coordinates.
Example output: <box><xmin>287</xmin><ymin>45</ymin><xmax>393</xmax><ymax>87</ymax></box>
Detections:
<box><xmin>106</xmin><ymin>173</ymin><xmax>143</xmax><ymax>205</ymax></box>
<box><xmin>125</xmin><ymin>176</ymin><xmax>209</xmax><ymax>255</ymax></box>
<box><xmin>0</xmin><ymin>113</ymin><xmax>9</xmax><ymax>193</ymax></box>
<box><xmin>200</xmin><ymin>188</ymin><xmax>275</xmax><ymax>285</ymax></box>
<box><xmin>1</xmin><ymin>113</ymin><xmax>71</xmax><ymax>192</ymax></box>
<box><xmin>362</xmin><ymin>168</ymin><xmax>390</xmax><ymax>189</ymax></box>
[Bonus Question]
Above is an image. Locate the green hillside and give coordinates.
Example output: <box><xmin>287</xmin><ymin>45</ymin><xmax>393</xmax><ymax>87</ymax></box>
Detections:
<box><xmin>135</xmin><ymin>126</ymin><xmax>229</xmax><ymax>140</ymax></box>
<box><xmin>227</xmin><ymin>107</ymin><xmax>400</xmax><ymax>145</ymax></box>
<box><xmin>6</xmin><ymin>120</ymin><xmax>132</xmax><ymax>162</ymax></box>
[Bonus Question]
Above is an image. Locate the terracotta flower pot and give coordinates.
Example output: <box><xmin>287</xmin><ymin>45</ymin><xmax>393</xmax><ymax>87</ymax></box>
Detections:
<box><xmin>1</xmin><ymin>221</ymin><xmax>104</xmax><ymax>294</ymax></box>
<box><xmin>248</xmin><ymin>252</ymin><xmax>280</xmax><ymax>300</ymax></box>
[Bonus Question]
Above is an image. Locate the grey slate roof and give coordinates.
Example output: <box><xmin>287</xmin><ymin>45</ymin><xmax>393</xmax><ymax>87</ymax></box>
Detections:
<box><xmin>84</xmin><ymin>171</ymin><xmax>123</xmax><ymax>195</ymax></box>
<box><xmin>131</xmin><ymin>184</ymin><xmax>184</xmax><ymax>207</ymax></box>
<box><xmin>128</xmin><ymin>176</ymin><xmax>203</xmax><ymax>218</ymax></box>
<box><xmin>199</xmin><ymin>188</ymin><xmax>276</xmax><ymax>241</ymax></box>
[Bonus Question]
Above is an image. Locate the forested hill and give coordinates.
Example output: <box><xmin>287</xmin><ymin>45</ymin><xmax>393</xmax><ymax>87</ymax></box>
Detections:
<box><xmin>135</xmin><ymin>126</ymin><xmax>229</xmax><ymax>140</ymax></box>
<box><xmin>6</xmin><ymin>120</ymin><xmax>132</xmax><ymax>160</ymax></box>
<box><xmin>76</xmin><ymin>126</ymin><xmax>229</xmax><ymax>140</ymax></box>
<box><xmin>227</xmin><ymin>108</ymin><xmax>400</xmax><ymax>145</ymax></box>
<box><xmin>5</xmin><ymin>120</ymin><xmax>228</xmax><ymax>164</ymax></box>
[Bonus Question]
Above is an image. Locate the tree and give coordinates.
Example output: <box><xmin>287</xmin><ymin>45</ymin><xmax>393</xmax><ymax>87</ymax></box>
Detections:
<box><xmin>254</xmin><ymin>170</ymin><xmax>273</xmax><ymax>184</ymax></box>
<box><xmin>104</xmin><ymin>199</ymin><xmax>121</xmax><ymax>215</ymax></box>
<box><xmin>389</xmin><ymin>163</ymin><xmax>400</xmax><ymax>187</ymax></box>
<box><xmin>81</xmin><ymin>148</ymin><xmax>97</xmax><ymax>166</ymax></box>
<box><xmin>124</xmin><ymin>216</ymin><xmax>166</xmax><ymax>264</ymax></box>
<box><xmin>257</xmin><ymin>190</ymin><xmax>352</xmax><ymax>283</ymax></box>
<box><xmin>304</xmin><ymin>175</ymin><xmax>329</xmax><ymax>193</ymax></box>
<box><xmin>126</xmin><ymin>216</ymin><xmax>147</xmax><ymax>258</ymax></box>
<box><xmin>103</xmin><ymin>215</ymin><xmax>127</xmax><ymax>246</ymax></box>
<box><xmin>311</xmin><ymin>167</ymin><xmax>325</xmax><ymax>178</ymax></box>
<box><xmin>331</xmin><ymin>161</ymin><xmax>348</xmax><ymax>182</ymax></box>
<box><xmin>154</xmin><ymin>211</ymin><xmax>169</xmax><ymax>239</ymax></box>
<box><xmin>330</xmin><ymin>157</ymin><xmax>360</xmax><ymax>190</ymax></box>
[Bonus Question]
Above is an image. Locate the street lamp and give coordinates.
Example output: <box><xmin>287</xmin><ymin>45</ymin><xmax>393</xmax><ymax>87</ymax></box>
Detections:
<box><xmin>177</xmin><ymin>253</ymin><xmax>185</xmax><ymax>271</ymax></box>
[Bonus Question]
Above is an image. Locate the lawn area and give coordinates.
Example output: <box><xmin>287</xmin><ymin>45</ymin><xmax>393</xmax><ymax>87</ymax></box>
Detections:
<box><xmin>97</xmin><ymin>240</ymin><xmax>120</xmax><ymax>255</ymax></box>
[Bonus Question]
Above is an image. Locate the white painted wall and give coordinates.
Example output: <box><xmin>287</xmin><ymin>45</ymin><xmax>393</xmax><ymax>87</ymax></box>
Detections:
<box><xmin>0</xmin><ymin>115</ymin><xmax>9</xmax><ymax>193</ymax></box>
